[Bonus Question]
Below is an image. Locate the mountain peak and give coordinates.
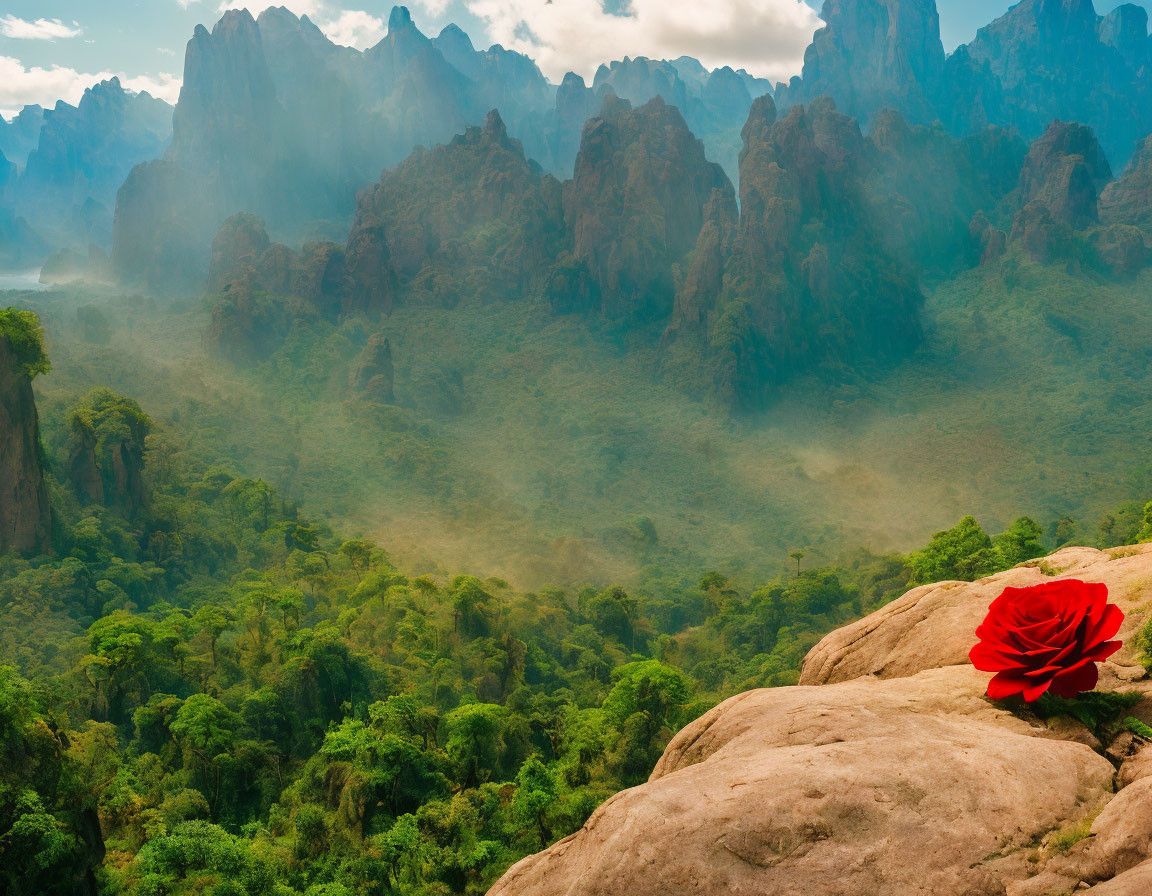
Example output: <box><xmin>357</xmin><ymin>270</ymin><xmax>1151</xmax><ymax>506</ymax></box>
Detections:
<box><xmin>484</xmin><ymin>108</ymin><xmax>508</xmax><ymax>138</ymax></box>
<box><xmin>214</xmin><ymin>6</ymin><xmax>259</xmax><ymax>36</ymax></box>
<box><xmin>389</xmin><ymin>6</ymin><xmax>414</xmax><ymax>32</ymax></box>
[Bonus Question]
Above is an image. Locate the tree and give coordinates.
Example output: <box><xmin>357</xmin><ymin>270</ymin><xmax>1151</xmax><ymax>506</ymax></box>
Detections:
<box><xmin>602</xmin><ymin>661</ymin><xmax>689</xmax><ymax>733</ymax></box>
<box><xmin>193</xmin><ymin>604</ymin><xmax>237</xmax><ymax>671</ymax></box>
<box><xmin>450</xmin><ymin>576</ymin><xmax>491</xmax><ymax>636</ymax></box>
<box><xmin>906</xmin><ymin>516</ymin><xmax>998</xmax><ymax>584</ymax></box>
<box><xmin>338</xmin><ymin>539</ymin><xmax>375</xmax><ymax>575</ymax></box>
<box><xmin>83</xmin><ymin>612</ymin><xmax>157</xmax><ymax>722</ymax></box>
<box><xmin>583</xmin><ymin>586</ymin><xmax>638</xmax><ymax>647</ymax></box>
<box><xmin>512</xmin><ymin>757</ymin><xmax>559</xmax><ymax>845</ymax></box>
<box><xmin>170</xmin><ymin>695</ymin><xmax>241</xmax><ymax>818</ymax></box>
<box><xmin>993</xmin><ymin>517</ymin><xmax>1046</xmax><ymax>566</ymax></box>
<box><xmin>444</xmin><ymin>703</ymin><xmax>505</xmax><ymax>788</ymax></box>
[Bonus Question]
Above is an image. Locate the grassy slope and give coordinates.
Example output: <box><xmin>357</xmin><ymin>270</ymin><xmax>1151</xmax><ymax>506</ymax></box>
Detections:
<box><xmin>10</xmin><ymin>255</ymin><xmax>1152</xmax><ymax>589</ymax></box>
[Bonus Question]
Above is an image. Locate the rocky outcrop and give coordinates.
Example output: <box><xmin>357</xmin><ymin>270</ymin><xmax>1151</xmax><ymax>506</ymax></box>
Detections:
<box><xmin>493</xmin><ymin>544</ymin><xmax>1152</xmax><ymax>896</ymax></box>
<box><xmin>1090</xmin><ymin>225</ymin><xmax>1150</xmax><ymax>278</ymax></box>
<box><xmin>564</xmin><ymin>96</ymin><xmax>733</xmax><ymax>323</ymax></box>
<box><xmin>970</xmin><ymin>211</ymin><xmax>1007</xmax><ymax>265</ymax></box>
<box><xmin>0</xmin><ymin>313</ymin><xmax>51</xmax><ymax>555</ymax></box>
<box><xmin>66</xmin><ymin>390</ymin><xmax>151</xmax><ymax>519</ymax></box>
<box><xmin>1011</xmin><ymin>200</ymin><xmax>1074</xmax><ymax>263</ymax></box>
<box><xmin>866</xmin><ymin>110</ymin><xmax>1025</xmax><ymax>272</ymax></box>
<box><xmin>669</xmin><ymin>189</ymin><xmax>738</xmax><ymax>331</ymax></box>
<box><xmin>774</xmin><ymin>0</ymin><xmax>947</xmax><ymax>126</ymax></box>
<box><xmin>685</xmin><ymin>96</ymin><xmax>924</xmax><ymax>409</ymax></box>
<box><xmin>494</xmin><ymin>663</ymin><xmax>1116</xmax><ymax>895</ymax></box>
<box><xmin>204</xmin><ymin>206</ymin><xmax>401</xmax><ymax>360</ymax></box>
<box><xmin>1016</xmin><ymin>120</ymin><xmax>1112</xmax><ymax>229</ymax></box>
<box><xmin>958</xmin><ymin>0</ymin><xmax>1152</xmax><ymax>167</ymax></box>
<box><xmin>351</xmin><ymin>109</ymin><xmax>561</xmax><ymax>299</ymax></box>
<box><xmin>209</xmin><ymin>212</ymin><xmax>271</xmax><ymax>292</ymax></box>
<box><xmin>349</xmin><ymin>334</ymin><xmax>395</xmax><ymax>402</ymax></box>
<box><xmin>801</xmin><ymin>545</ymin><xmax>1151</xmax><ymax>685</ymax></box>
<box><xmin>67</xmin><ymin>417</ymin><xmax>104</xmax><ymax>507</ymax></box>
<box><xmin>1100</xmin><ymin>135</ymin><xmax>1152</xmax><ymax>232</ymax></box>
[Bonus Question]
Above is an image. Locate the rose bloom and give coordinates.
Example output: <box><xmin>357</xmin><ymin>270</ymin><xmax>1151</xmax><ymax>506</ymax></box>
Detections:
<box><xmin>969</xmin><ymin>579</ymin><xmax>1123</xmax><ymax>702</ymax></box>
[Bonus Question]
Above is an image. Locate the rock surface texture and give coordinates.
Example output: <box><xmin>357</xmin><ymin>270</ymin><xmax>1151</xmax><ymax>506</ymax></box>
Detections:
<box><xmin>491</xmin><ymin>544</ymin><xmax>1152</xmax><ymax>896</ymax></box>
<box><xmin>0</xmin><ymin>332</ymin><xmax>51</xmax><ymax>555</ymax></box>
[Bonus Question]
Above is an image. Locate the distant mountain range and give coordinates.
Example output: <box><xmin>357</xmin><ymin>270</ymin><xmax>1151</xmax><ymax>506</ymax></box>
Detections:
<box><xmin>1</xmin><ymin>0</ymin><xmax>1146</xmax><ymax>277</ymax></box>
<box><xmin>0</xmin><ymin>79</ymin><xmax>171</xmax><ymax>267</ymax></box>
<box><xmin>108</xmin><ymin>5</ymin><xmax>774</xmax><ymax>289</ymax></box>
<box><xmin>777</xmin><ymin>0</ymin><xmax>1151</xmax><ymax>166</ymax></box>
<box><xmin>4</xmin><ymin>0</ymin><xmax>1152</xmax><ymax>409</ymax></box>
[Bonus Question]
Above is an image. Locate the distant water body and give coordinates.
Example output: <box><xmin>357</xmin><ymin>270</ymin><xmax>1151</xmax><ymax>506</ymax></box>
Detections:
<box><xmin>0</xmin><ymin>269</ymin><xmax>46</xmax><ymax>291</ymax></box>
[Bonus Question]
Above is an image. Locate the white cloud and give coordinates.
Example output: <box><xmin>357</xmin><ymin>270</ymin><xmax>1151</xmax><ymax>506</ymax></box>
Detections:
<box><xmin>120</xmin><ymin>72</ymin><xmax>183</xmax><ymax>104</ymax></box>
<box><xmin>0</xmin><ymin>15</ymin><xmax>83</xmax><ymax>40</ymax></box>
<box><xmin>467</xmin><ymin>0</ymin><xmax>822</xmax><ymax>82</ymax></box>
<box><xmin>323</xmin><ymin>10</ymin><xmax>387</xmax><ymax>49</ymax></box>
<box><xmin>410</xmin><ymin>0</ymin><xmax>454</xmax><ymax>15</ymax></box>
<box><xmin>0</xmin><ymin>56</ymin><xmax>181</xmax><ymax>118</ymax></box>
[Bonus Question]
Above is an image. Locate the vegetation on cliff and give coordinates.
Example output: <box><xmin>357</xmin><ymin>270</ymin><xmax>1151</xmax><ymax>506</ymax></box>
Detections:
<box><xmin>0</xmin><ymin>308</ymin><xmax>50</xmax><ymax>378</ymax></box>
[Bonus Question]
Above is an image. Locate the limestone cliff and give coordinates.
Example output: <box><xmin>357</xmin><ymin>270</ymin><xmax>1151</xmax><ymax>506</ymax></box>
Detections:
<box><xmin>0</xmin><ymin>311</ymin><xmax>51</xmax><ymax>556</ymax></box>
<box><xmin>684</xmin><ymin>96</ymin><xmax>924</xmax><ymax>409</ymax></box>
<box><xmin>774</xmin><ymin>0</ymin><xmax>947</xmax><ymax>125</ymax></box>
<box><xmin>1100</xmin><ymin>135</ymin><xmax>1152</xmax><ymax>232</ymax></box>
<box><xmin>351</xmin><ymin>109</ymin><xmax>560</xmax><ymax>299</ymax></box>
<box><xmin>491</xmin><ymin>544</ymin><xmax>1152</xmax><ymax>896</ymax></box>
<box><xmin>564</xmin><ymin>96</ymin><xmax>733</xmax><ymax>323</ymax></box>
<box><xmin>66</xmin><ymin>390</ymin><xmax>151</xmax><ymax>520</ymax></box>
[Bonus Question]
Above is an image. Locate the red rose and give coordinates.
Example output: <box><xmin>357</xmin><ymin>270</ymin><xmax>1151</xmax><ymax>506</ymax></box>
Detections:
<box><xmin>969</xmin><ymin>579</ymin><xmax>1123</xmax><ymax>702</ymax></box>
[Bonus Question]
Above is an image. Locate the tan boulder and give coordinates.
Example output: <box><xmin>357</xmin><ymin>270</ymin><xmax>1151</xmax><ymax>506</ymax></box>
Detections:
<box><xmin>491</xmin><ymin>666</ymin><xmax>1115</xmax><ymax>896</ymax></box>
<box><xmin>1118</xmin><ymin>744</ymin><xmax>1152</xmax><ymax>788</ymax></box>
<box><xmin>1083</xmin><ymin>859</ymin><xmax>1152</xmax><ymax>894</ymax></box>
<box><xmin>1083</xmin><ymin>776</ymin><xmax>1152</xmax><ymax>881</ymax></box>
<box><xmin>800</xmin><ymin>545</ymin><xmax>1152</xmax><ymax>688</ymax></box>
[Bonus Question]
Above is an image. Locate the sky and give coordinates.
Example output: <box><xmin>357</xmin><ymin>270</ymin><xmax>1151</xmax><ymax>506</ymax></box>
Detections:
<box><xmin>1</xmin><ymin>0</ymin><xmax>1150</xmax><ymax>119</ymax></box>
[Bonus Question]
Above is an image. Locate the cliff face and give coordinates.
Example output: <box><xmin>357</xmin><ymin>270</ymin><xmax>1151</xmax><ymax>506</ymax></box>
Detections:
<box><xmin>492</xmin><ymin>544</ymin><xmax>1152</xmax><ymax>896</ymax></box>
<box><xmin>1100</xmin><ymin>136</ymin><xmax>1152</xmax><ymax>232</ymax></box>
<box><xmin>679</xmin><ymin>96</ymin><xmax>925</xmax><ymax>409</ymax></box>
<box><xmin>775</xmin><ymin>0</ymin><xmax>947</xmax><ymax>126</ymax></box>
<box><xmin>960</xmin><ymin>0</ymin><xmax>1152</xmax><ymax>165</ymax></box>
<box><xmin>564</xmin><ymin>96</ymin><xmax>733</xmax><ymax>323</ymax></box>
<box><xmin>774</xmin><ymin>0</ymin><xmax>1151</xmax><ymax>169</ymax></box>
<box><xmin>353</xmin><ymin>109</ymin><xmax>561</xmax><ymax>296</ymax></box>
<box><xmin>66</xmin><ymin>390</ymin><xmax>151</xmax><ymax>519</ymax></box>
<box><xmin>0</xmin><ymin>317</ymin><xmax>51</xmax><ymax>556</ymax></box>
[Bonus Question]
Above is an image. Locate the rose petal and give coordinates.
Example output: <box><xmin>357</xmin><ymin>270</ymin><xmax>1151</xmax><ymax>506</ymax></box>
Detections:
<box><xmin>987</xmin><ymin>672</ymin><xmax>1029</xmax><ymax>700</ymax></box>
<box><xmin>1048</xmin><ymin>661</ymin><xmax>1099</xmax><ymax>698</ymax></box>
